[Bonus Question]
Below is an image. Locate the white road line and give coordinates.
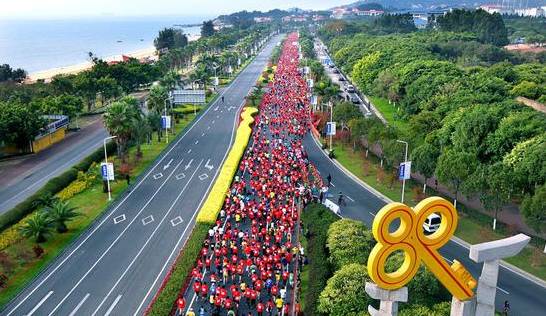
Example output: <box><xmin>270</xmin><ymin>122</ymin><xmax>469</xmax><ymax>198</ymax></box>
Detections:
<box><xmin>207</xmin><ymin>126</ymin><xmax>210</xmax><ymax>130</ymax></box>
<box><xmin>195</xmin><ymin>140</ymin><xmax>199</xmax><ymax>145</ymax></box>
<box><xmin>91</xmin><ymin>161</ymin><xmax>203</xmax><ymax>316</ymax></box>
<box><xmin>113</xmin><ymin>214</ymin><xmax>126</xmax><ymax>224</ymax></box>
<box><xmin>199</xmin><ymin>174</ymin><xmax>209</xmax><ymax>181</ymax></box>
<box><xmin>153</xmin><ymin>173</ymin><xmax>163</xmax><ymax>180</ymax></box>
<box><xmin>212</xmin><ymin>120</ymin><xmax>215</xmax><ymax>124</ymax></box>
<box><xmin>369</xmin><ymin>212</ymin><xmax>376</xmax><ymax>217</ymax></box>
<box><xmin>497</xmin><ymin>286</ymin><xmax>510</xmax><ymax>295</ymax></box>
<box><xmin>187</xmin><ymin>149</ymin><xmax>192</xmax><ymax>154</ymax></box>
<box><xmin>170</xmin><ymin>216</ymin><xmax>183</xmax><ymax>227</ymax></box>
<box><xmin>5</xmin><ymin>39</ymin><xmax>268</xmax><ymax>316</ymax></box>
<box><xmin>346</xmin><ymin>195</ymin><xmax>355</xmax><ymax>202</ymax></box>
<box><xmin>330</xmin><ymin>182</ymin><xmax>336</xmax><ymax>187</ymax></box>
<box><xmin>104</xmin><ymin>295</ymin><xmax>122</xmax><ymax>316</ymax></box>
<box><xmin>46</xmin><ymin>160</ymin><xmax>185</xmax><ymax>316</ymax></box>
<box><xmin>202</xmin><ymin>133</ymin><xmax>205</xmax><ymax>137</ymax></box>
<box><xmin>142</xmin><ymin>215</ymin><xmax>154</xmax><ymax>226</ymax></box>
<box><xmin>134</xmin><ymin>44</ymin><xmax>269</xmax><ymax>313</ymax></box>
<box><xmin>26</xmin><ymin>291</ymin><xmax>53</xmax><ymax>316</ymax></box>
<box><xmin>68</xmin><ymin>293</ymin><xmax>90</xmax><ymax>316</ymax></box>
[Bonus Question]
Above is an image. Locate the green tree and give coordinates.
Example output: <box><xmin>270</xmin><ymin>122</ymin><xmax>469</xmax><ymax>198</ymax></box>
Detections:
<box><xmin>333</xmin><ymin>102</ymin><xmax>363</xmax><ymax>129</ymax></box>
<box><xmin>502</xmin><ymin>134</ymin><xmax>546</xmax><ymax>195</ymax></box>
<box><xmin>511</xmin><ymin>81</ymin><xmax>544</xmax><ymax>99</ymax></box>
<box><xmin>521</xmin><ymin>184</ymin><xmax>546</xmax><ymax>234</ymax></box>
<box><xmin>318</xmin><ymin>263</ymin><xmax>370</xmax><ymax>316</ymax></box>
<box><xmin>44</xmin><ymin>201</ymin><xmax>82</xmax><ymax>233</ymax></box>
<box><xmin>154</xmin><ymin>28</ymin><xmax>188</xmax><ymax>52</ymax></box>
<box><xmin>0</xmin><ymin>101</ymin><xmax>46</xmax><ymax>151</ymax></box>
<box><xmin>411</xmin><ymin>143</ymin><xmax>440</xmax><ymax>193</ymax></box>
<box><xmin>201</xmin><ymin>20</ymin><xmax>215</xmax><ymax>38</ymax></box>
<box><xmin>18</xmin><ymin>212</ymin><xmax>55</xmax><ymax>243</ymax></box>
<box><xmin>327</xmin><ymin>219</ymin><xmax>374</xmax><ymax>269</ymax></box>
<box><xmin>435</xmin><ymin>149</ymin><xmax>477</xmax><ymax>209</ymax></box>
<box><xmin>147</xmin><ymin>85</ymin><xmax>169</xmax><ymax>114</ymax></box>
<box><xmin>103</xmin><ymin>96</ymin><xmax>141</xmax><ymax>159</ymax></box>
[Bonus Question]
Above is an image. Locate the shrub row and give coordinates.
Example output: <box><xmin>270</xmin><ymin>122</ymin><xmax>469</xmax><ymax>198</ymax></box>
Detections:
<box><xmin>301</xmin><ymin>203</ymin><xmax>340</xmax><ymax>316</ymax></box>
<box><xmin>0</xmin><ymin>142</ymin><xmax>116</xmax><ymax>232</ymax></box>
<box><xmin>196</xmin><ymin>107</ymin><xmax>258</xmax><ymax>224</ymax></box>
<box><xmin>145</xmin><ymin>222</ymin><xmax>210</xmax><ymax>316</ymax></box>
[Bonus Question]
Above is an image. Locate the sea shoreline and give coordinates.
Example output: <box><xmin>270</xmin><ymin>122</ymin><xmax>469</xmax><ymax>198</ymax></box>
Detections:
<box><xmin>26</xmin><ymin>34</ymin><xmax>200</xmax><ymax>83</ymax></box>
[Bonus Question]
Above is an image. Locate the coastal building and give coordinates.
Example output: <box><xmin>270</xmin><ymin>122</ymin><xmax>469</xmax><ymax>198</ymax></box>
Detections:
<box><xmin>253</xmin><ymin>17</ymin><xmax>272</xmax><ymax>23</ymax></box>
<box><xmin>357</xmin><ymin>10</ymin><xmax>385</xmax><ymax>16</ymax></box>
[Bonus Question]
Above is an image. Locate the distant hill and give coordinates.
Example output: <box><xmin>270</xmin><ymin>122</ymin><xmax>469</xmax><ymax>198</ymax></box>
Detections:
<box><xmin>335</xmin><ymin>0</ymin><xmax>546</xmax><ymax>11</ymax></box>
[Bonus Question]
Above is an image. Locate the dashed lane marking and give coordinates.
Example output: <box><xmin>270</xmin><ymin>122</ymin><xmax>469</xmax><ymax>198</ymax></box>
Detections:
<box><xmin>26</xmin><ymin>291</ymin><xmax>53</xmax><ymax>316</ymax></box>
<box><xmin>369</xmin><ymin>212</ymin><xmax>376</xmax><ymax>217</ymax></box>
<box><xmin>68</xmin><ymin>293</ymin><xmax>90</xmax><ymax>316</ymax></box>
<box><xmin>195</xmin><ymin>140</ymin><xmax>199</xmax><ymax>145</ymax></box>
<box><xmin>170</xmin><ymin>216</ymin><xmax>184</xmax><ymax>227</ymax></box>
<box><xmin>346</xmin><ymin>195</ymin><xmax>355</xmax><ymax>202</ymax></box>
<box><xmin>187</xmin><ymin>149</ymin><xmax>192</xmax><ymax>154</ymax></box>
<box><xmin>104</xmin><ymin>295</ymin><xmax>122</xmax><ymax>316</ymax></box>
<box><xmin>142</xmin><ymin>215</ymin><xmax>154</xmax><ymax>226</ymax></box>
<box><xmin>113</xmin><ymin>214</ymin><xmax>126</xmax><ymax>224</ymax></box>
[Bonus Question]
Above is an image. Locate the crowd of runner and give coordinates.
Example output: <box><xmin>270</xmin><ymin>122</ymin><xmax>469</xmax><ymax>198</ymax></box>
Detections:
<box><xmin>179</xmin><ymin>33</ymin><xmax>316</xmax><ymax>316</ymax></box>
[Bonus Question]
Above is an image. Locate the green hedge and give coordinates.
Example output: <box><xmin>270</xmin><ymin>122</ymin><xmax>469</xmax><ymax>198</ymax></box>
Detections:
<box><xmin>301</xmin><ymin>203</ymin><xmax>340</xmax><ymax>316</ymax></box>
<box><xmin>0</xmin><ymin>142</ymin><xmax>116</xmax><ymax>232</ymax></box>
<box><xmin>146</xmin><ymin>222</ymin><xmax>210</xmax><ymax>316</ymax></box>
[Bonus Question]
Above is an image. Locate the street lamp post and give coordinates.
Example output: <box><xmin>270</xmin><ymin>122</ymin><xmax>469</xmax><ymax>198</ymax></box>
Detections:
<box><xmin>329</xmin><ymin>102</ymin><xmax>334</xmax><ymax>153</ymax></box>
<box><xmin>164</xmin><ymin>98</ymin><xmax>169</xmax><ymax>143</ymax></box>
<box><xmin>396</xmin><ymin>139</ymin><xmax>409</xmax><ymax>204</ymax></box>
<box><xmin>103</xmin><ymin>136</ymin><xmax>117</xmax><ymax>201</ymax></box>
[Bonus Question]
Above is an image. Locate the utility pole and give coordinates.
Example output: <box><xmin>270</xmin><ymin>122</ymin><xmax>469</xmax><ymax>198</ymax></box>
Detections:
<box><xmin>103</xmin><ymin>136</ymin><xmax>117</xmax><ymax>201</ymax></box>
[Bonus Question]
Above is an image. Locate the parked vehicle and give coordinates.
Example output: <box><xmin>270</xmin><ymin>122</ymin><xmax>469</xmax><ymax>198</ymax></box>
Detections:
<box><xmin>346</xmin><ymin>85</ymin><xmax>355</xmax><ymax>93</ymax></box>
<box><xmin>338</xmin><ymin>76</ymin><xmax>346</xmax><ymax>82</ymax></box>
<box><xmin>351</xmin><ymin>95</ymin><xmax>360</xmax><ymax>104</ymax></box>
<box><xmin>332</xmin><ymin>68</ymin><xmax>340</xmax><ymax>74</ymax></box>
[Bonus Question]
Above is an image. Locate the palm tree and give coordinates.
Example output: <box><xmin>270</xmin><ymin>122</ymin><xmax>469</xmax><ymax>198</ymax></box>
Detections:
<box><xmin>19</xmin><ymin>212</ymin><xmax>54</xmax><ymax>243</ymax></box>
<box><xmin>103</xmin><ymin>96</ymin><xmax>141</xmax><ymax>160</ymax></box>
<box><xmin>247</xmin><ymin>86</ymin><xmax>263</xmax><ymax>107</ymax></box>
<box><xmin>32</xmin><ymin>193</ymin><xmax>60</xmax><ymax>209</ymax></box>
<box><xmin>44</xmin><ymin>201</ymin><xmax>82</xmax><ymax>233</ymax></box>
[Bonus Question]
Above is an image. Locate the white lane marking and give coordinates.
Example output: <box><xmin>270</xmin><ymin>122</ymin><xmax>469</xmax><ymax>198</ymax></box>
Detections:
<box><xmin>331</xmin><ymin>182</ymin><xmax>336</xmax><ymax>187</ymax></box>
<box><xmin>5</xmin><ymin>38</ymin><xmax>268</xmax><ymax>316</ymax></box>
<box><xmin>185</xmin><ymin>159</ymin><xmax>194</xmax><ymax>171</ymax></box>
<box><xmin>142</xmin><ymin>215</ymin><xmax>154</xmax><ymax>226</ymax></box>
<box><xmin>207</xmin><ymin>126</ymin><xmax>210</xmax><ymax>130</ymax></box>
<box><xmin>170</xmin><ymin>216</ymin><xmax>183</xmax><ymax>227</ymax></box>
<box><xmin>202</xmin><ymin>133</ymin><xmax>205</xmax><ymax>137</ymax></box>
<box><xmin>497</xmin><ymin>286</ymin><xmax>510</xmax><ymax>295</ymax></box>
<box><xmin>199</xmin><ymin>174</ymin><xmax>209</xmax><ymax>181</ymax></box>
<box><xmin>163</xmin><ymin>158</ymin><xmax>174</xmax><ymax>170</ymax></box>
<box><xmin>205</xmin><ymin>159</ymin><xmax>214</xmax><ymax>170</ymax></box>
<box><xmin>68</xmin><ymin>293</ymin><xmax>90</xmax><ymax>316</ymax></box>
<box><xmin>369</xmin><ymin>212</ymin><xmax>376</xmax><ymax>217</ymax></box>
<box><xmin>91</xmin><ymin>162</ymin><xmax>203</xmax><ymax>316</ymax></box>
<box><xmin>346</xmin><ymin>195</ymin><xmax>355</xmax><ymax>202</ymax></box>
<box><xmin>26</xmin><ymin>291</ymin><xmax>53</xmax><ymax>316</ymax></box>
<box><xmin>187</xmin><ymin>149</ymin><xmax>192</xmax><ymax>154</ymax></box>
<box><xmin>113</xmin><ymin>214</ymin><xmax>126</xmax><ymax>224</ymax></box>
<box><xmin>212</xmin><ymin>120</ymin><xmax>215</xmax><ymax>124</ymax></box>
<box><xmin>175</xmin><ymin>173</ymin><xmax>186</xmax><ymax>180</ymax></box>
<box><xmin>195</xmin><ymin>140</ymin><xmax>199</xmax><ymax>145</ymax></box>
<box><xmin>104</xmin><ymin>295</ymin><xmax>122</xmax><ymax>316</ymax></box>
<box><xmin>153</xmin><ymin>173</ymin><xmax>163</xmax><ymax>180</ymax></box>
<box><xmin>216</xmin><ymin>115</ymin><xmax>219</xmax><ymax>119</ymax></box>
<box><xmin>45</xmin><ymin>160</ymin><xmax>185</xmax><ymax>316</ymax></box>
<box><xmin>133</xmin><ymin>41</ymin><xmax>273</xmax><ymax>313</ymax></box>
<box><xmin>214</xmin><ymin>106</ymin><xmax>219</xmax><ymax>111</ymax></box>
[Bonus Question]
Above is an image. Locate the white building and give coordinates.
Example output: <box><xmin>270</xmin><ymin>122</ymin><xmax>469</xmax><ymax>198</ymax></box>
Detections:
<box><xmin>514</xmin><ymin>7</ymin><xmax>545</xmax><ymax>17</ymax></box>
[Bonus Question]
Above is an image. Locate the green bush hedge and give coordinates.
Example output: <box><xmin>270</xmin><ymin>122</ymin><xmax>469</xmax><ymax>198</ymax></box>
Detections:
<box><xmin>301</xmin><ymin>203</ymin><xmax>340</xmax><ymax>316</ymax></box>
<box><xmin>146</xmin><ymin>222</ymin><xmax>210</xmax><ymax>316</ymax></box>
<box><xmin>0</xmin><ymin>142</ymin><xmax>116</xmax><ymax>232</ymax></box>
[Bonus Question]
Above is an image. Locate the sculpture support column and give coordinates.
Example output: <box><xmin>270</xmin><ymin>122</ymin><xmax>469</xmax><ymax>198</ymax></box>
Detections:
<box><xmin>365</xmin><ymin>282</ymin><xmax>408</xmax><ymax>316</ymax></box>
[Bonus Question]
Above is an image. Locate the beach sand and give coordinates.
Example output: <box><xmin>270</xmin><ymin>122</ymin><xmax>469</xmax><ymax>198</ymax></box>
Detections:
<box><xmin>27</xmin><ymin>46</ymin><xmax>158</xmax><ymax>83</ymax></box>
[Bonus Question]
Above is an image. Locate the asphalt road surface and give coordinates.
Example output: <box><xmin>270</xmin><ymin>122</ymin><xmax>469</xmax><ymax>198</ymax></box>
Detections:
<box><xmin>0</xmin><ymin>125</ymin><xmax>108</xmax><ymax>215</ymax></box>
<box><xmin>303</xmin><ymin>133</ymin><xmax>546</xmax><ymax>316</ymax></box>
<box><xmin>1</xmin><ymin>34</ymin><xmax>281</xmax><ymax>316</ymax></box>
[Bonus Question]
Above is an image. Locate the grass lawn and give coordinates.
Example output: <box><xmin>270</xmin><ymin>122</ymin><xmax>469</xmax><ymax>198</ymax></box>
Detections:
<box><xmin>0</xmin><ymin>111</ymin><xmax>201</xmax><ymax>308</ymax></box>
<box><xmin>329</xmin><ymin>140</ymin><xmax>546</xmax><ymax>281</ymax></box>
<box><xmin>369</xmin><ymin>96</ymin><xmax>410</xmax><ymax>136</ymax></box>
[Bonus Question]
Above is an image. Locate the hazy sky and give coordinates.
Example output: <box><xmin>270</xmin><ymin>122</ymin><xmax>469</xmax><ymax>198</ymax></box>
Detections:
<box><xmin>0</xmin><ymin>0</ymin><xmax>356</xmax><ymax>18</ymax></box>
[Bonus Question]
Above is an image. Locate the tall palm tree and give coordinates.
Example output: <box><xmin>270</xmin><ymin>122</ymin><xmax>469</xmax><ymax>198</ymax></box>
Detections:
<box><xmin>44</xmin><ymin>201</ymin><xmax>82</xmax><ymax>233</ymax></box>
<box><xmin>103</xmin><ymin>97</ymin><xmax>140</xmax><ymax>160</ymax></box>
<box><xmin>19</xmin><ymin>212</ymin><xmax>54</xmax><ymax>243</ymax></box>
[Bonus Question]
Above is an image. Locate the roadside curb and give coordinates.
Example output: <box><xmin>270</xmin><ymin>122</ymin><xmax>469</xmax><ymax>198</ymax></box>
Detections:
<box><xmin>309</xmin><ymin>133</ymin><xmax>546</xmax><ymax>289</ymax></box>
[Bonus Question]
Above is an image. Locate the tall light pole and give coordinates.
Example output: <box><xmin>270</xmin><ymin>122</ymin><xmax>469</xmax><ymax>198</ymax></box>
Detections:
<box><xmin>329</xmin><ymin>101</ymin><xmax>334</xmax><ymax>153</ymax></box>
<box><xmin>164</xmin><ymin>98</ymin><xmax>169</xmax><ymax>143</ymax></box>
<box><xmin>103</xmin><ymin>135</ymin><xmax>117</xmax><ymax>201</ymax></box>
<box><xmin>397</xmin><ymin>139</ymin><xmax>409</xmax><ymax>203</ymax></box>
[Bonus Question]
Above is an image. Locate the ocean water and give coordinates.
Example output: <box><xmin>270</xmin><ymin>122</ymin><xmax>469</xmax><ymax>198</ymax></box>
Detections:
<box><xmin>0</xmin><ymin>16</ymin><xmax>210</xmax><ymax>73</ymax></box>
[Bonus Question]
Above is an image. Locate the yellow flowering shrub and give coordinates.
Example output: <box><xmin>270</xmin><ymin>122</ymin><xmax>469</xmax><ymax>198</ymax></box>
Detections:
<box><xmin>0</xmin><ymin>215</ymin><xmax>31</xmax><ymax>250</ymax></box>
<box><xmin>196</xmin><ymin>107</ymin><xmax>258</xmax><ymax>224</ymax></box>
<box><xmin>57</xmin><ymin>168</ymin><xmax>97</xmax><ymax>201</ymax></box>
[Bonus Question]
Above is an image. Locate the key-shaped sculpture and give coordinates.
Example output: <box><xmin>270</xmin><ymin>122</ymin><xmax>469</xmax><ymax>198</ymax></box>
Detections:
<box><xmin>367</xmin><ymin>197</ymin><xmax>477</xmax><ymax>301</ymax></box>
